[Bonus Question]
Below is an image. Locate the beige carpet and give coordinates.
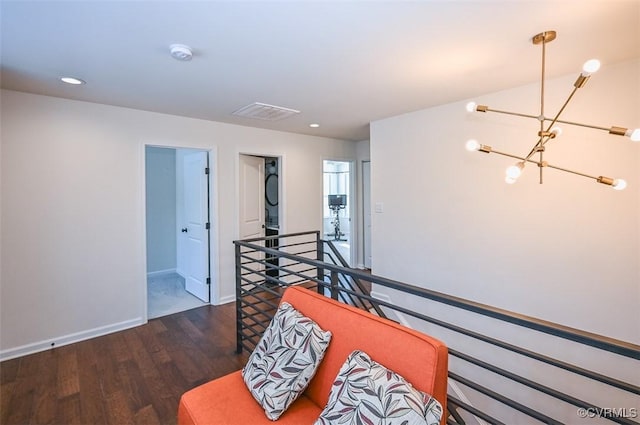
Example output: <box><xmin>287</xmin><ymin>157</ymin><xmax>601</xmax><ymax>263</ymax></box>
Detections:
<box><xmin>147</xmin><ymin>272</ymin><xmax>206</xmax><ymax>319</ymax></box>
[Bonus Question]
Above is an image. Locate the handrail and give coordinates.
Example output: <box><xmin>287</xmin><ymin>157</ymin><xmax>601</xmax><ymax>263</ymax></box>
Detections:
<box><xmin>234</xmin><ymin>231</ymin><xmax>640</xmax><ymax>425</ymax></box>
<box><xmin>239</xmin><ymin>229</ymin><xmax>320</xmax><ymax>244</ymax></box>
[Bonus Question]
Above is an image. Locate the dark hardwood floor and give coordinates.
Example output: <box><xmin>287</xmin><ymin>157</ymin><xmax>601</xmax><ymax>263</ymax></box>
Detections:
<box><xmin>1</xmin><ymin>303</ymin><xmax>248</xmax><ymax>425</ymax></box>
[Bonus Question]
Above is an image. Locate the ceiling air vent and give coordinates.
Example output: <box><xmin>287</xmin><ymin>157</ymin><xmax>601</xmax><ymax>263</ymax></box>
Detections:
<box><xmin>232</xmin><ymin>102</ymin><xmax>300</xmax><ymax>121</ymax></box>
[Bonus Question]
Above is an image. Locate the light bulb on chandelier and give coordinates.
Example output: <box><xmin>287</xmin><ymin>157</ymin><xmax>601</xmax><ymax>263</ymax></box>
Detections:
<box><xmin>581</xmin><ymin>59</ymin><xmax>601</xmax><ymax>76</ymax></box>
<box><xmin>612</xmin><ymin>179</ymin><xmax>627</xmax><ymax>191</ymax></box>
<box><xmin>627</xmin><ymin>129</ymin><xmax>640</xmax><ymax>142</ymax></box>
<box><xmin>505</xmin><ymin>162</ymin><xmax>525</xmax><ymax>180</ymax></box>
<box><xmin>465</xmin><ymin>139</ymin><xmax>480</xmax><ymax>151</ymax></box>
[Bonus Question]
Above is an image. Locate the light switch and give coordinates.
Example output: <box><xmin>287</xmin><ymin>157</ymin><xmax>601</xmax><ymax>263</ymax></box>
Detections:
<box><xmin>374</xmin><ymin>202</ymin><xmax>384</xmax><ymax>213</ymax></box>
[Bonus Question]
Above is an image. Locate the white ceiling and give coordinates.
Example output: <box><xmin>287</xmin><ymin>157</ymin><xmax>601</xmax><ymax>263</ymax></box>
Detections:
<box><xmin>2</xmin><ymin>1</ymin><xmax>639</xmax><ymax>141</ymax></box>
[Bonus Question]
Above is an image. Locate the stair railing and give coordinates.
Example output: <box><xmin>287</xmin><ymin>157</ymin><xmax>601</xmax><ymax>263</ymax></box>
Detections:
<box><xmin>234</xmin><ymin>231</ymin><xmax>639</xmax><ymax>425</ymax></box>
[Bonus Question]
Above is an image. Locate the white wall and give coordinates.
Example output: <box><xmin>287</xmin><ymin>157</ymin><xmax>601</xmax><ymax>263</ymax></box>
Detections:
<box><xmin>370</xmin><ymin>59</ymin><xmax>639</xmax><ymax>344</ymax></box>
<box><xmin>370</xmin><ymin>59</ymin><xmax>640</xmax><ymax>422</ymax></box>
<box><xmin>145</xmin><ymin>146</ymin><xmax>177</xmax><ymax>273</ymax></box>
<box><xmin>0</xmin><ymin>90</ymin><xmax>356</xmax><ymax>359</ymax></box>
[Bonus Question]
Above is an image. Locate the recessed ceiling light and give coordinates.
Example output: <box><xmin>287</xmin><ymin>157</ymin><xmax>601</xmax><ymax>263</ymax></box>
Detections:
<box><xmin>309</xmin><ymin>123</ymin><xmax>320</xmax><ymax>128</ymax></box>
<box><xmin>60</xmin><ymin>77</ymin><xmax>85</xmax><ymax>85</ymax></box>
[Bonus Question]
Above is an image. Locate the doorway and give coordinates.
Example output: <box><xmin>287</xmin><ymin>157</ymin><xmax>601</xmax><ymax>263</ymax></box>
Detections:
<box><xmin>145</xmin><ymin>146</ymin><xmax>211</xmax><ymax>319</ymax></box>
<box><xmin>238</xmin><ymin>155</ymin><xmax>281</xmax><ymax>240</ymax></box>
<box><xmin>238</xmin><ymin>154</ymin><xmax>281</xmax><ymax>284</ymax></box>
<box><xmin>323</xmin><ymin>160</ymin><xmax>354</xmax><ymax>266</ymax></box>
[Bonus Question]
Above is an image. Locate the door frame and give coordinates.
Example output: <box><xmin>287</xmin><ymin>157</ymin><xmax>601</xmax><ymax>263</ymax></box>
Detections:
<box><xmin>142</xmin><ymin>143</ymin><xmax>220</xmax><ymax>319</ymax></box>
<box><xmin>361</xmin><ymin>160</ymin><xmax>371</xmax><ymax>269</ymax></box>
<box><xmin>235</xmin><ymin>150</ymin><xmax>285</xmax><ymax>241</ymax></box>
<box><xmin>321</xmin><ymin>158</ymin><xmax>356</xmax><ymax>267</ymax></box>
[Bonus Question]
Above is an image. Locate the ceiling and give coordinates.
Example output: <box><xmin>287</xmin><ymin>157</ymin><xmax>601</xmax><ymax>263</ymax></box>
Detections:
<box><xmin>1</xmin><ymin>1</ymin><xmax>639</xmax><ymax>142</ymax></box>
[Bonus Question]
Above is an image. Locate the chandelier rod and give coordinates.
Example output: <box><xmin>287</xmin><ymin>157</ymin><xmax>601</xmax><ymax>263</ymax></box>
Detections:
<box><xmin>488</xmin><ymin>148</ymin><xmax>600</xmax><ymax>181</ymax></box>
<box><xmin>538</xmin><ymin>35</ymin><xmax>546</xmax><ymax>183</ymax></box>
<box><xmin>478</xmin><ymin>107</ymin><xmax>613</xmax><ymax>132</ymax></box>
<box><xmin>540</xmin><ymin>34</ymin><xmax>546</xmax><ymax>119</ymax></box>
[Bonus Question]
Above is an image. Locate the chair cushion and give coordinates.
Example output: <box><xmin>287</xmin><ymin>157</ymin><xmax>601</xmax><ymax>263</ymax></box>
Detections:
<box><xmin>242</xmin><ymin>302</ymin><xmax>332</xmax><ymax>420</ymax></box>
<box><xmin>314</xmin><ymin>350</ymin><xmax>443</xmax><ymax>425</ymax></box>
<box><xmin>178</xmin><ymin>370</ymin><xmax>323</xmax><ymax>425</ymax></box>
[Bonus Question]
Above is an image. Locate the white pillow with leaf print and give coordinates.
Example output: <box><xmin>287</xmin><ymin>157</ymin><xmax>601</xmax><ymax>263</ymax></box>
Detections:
<box><xmin>242</xmin><ymin>301</ymin><xmax>332</xmax><ymax>421</ymax></box>
<box><xmin>314</xmin><ymin>350</ymin><xmax>443</xmax><ymax>425</ymax></box>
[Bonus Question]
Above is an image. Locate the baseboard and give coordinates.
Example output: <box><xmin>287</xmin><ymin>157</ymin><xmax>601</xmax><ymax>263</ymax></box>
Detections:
<box><xmin>146</xmin><ymin>268</ymin><xmax>177</xmax><ymax>278</ymax></box>
<box><xmin>217</xmin><ymin>294</ymin><xmax>236</xmax><ymax>305</ymax></box>
<box><xmin>0</xmin><ymin>317</ymin><xmax>146</xmax><ymax>362</ymax></box>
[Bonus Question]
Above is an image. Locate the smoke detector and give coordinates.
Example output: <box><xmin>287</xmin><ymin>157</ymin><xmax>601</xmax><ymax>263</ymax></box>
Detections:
<box><xmin>170</xmin><ymin>44</ymin><xmax>193</xmax><ymax>61</ymax></box>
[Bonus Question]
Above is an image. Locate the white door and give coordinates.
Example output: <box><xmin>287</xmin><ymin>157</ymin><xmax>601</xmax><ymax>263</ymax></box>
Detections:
<box><xmin>362</xmin><ymin>161</ymin><xmax>372</xmax><ymax>269</ymax></box>
<box><xmin>183</xmin><ymin>151</ymin><xmax>210</xmax><ymax>302</ymax></box>
<box><xmin>239</xmin><ymin>155</ymin><xmax>266</xmax><ymax>286</ymax></box>
<box><xmin>239</xmin><ymin>155</ymin><xmax>265</xmax><ymax>240</ymax></box>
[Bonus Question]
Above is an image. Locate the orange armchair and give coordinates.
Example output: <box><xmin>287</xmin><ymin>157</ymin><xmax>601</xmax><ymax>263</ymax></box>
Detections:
<box><xmin>178</xmin><ymin>286</ymin><xmax>448</xmax><ymax>424</ymax></box>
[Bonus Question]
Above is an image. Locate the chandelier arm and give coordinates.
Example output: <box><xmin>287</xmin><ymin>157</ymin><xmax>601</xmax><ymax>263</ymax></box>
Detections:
<box><xmin>544</xmin><ymin>163</ymin><xmax>598</xmax><ymax>181</ymax></box>
<box><xmin>489</xmin><ymin>148</ymin><xmax>542</xmax><ymax>165</ymax></box>
<box><xmin>482</xmin><ymin>108</ymin><xmax>624</xmax><ymax>134</ymax></box>
<box><xmin>551</xmin><ymin>119</ymin><xmax>609</xmax><ymax>132</ymax></box>
<box><xmin>489</xmin><ymin>148</ymin><xmax>601</xmax><ymax>181</ymax></box>
<box><xmin>483</xmin><ymin>107</ymin><xmax>540</xmax><ymax>120</ymax></box>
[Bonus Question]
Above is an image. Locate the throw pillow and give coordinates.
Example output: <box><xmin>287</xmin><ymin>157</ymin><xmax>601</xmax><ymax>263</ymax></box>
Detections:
<box><xmin>314</xmin><ymin>350</ymin><xmax>443</xmax><ymax>425</ymax></box>
<box><xmin>242</xmin><ymin>301</ymin><xmax>332</xmax><ymax>420</ymax></box>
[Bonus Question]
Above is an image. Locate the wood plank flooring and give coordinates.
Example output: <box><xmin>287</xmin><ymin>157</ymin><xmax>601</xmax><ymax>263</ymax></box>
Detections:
<box><xmin>1</xmin><ymin>303</ymin><xmax>248</xmax><ymax>425</ymax></box>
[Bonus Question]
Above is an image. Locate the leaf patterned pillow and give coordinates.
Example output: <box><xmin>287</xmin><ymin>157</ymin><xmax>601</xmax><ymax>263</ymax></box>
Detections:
<box><xmin>242</xmin><ymin>301</ymin><xmax>332</xmax><ymax>420</ymax></box>
<box><xmin>314</xmin><ymin>350</ymin><xmax>443</xmax><ymax>425</ymax></box>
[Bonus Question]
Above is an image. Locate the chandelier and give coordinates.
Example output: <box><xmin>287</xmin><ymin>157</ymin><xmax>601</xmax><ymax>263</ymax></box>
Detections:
<box><xmin>465</xmin><ymin>30</ymin><xmax>639</xmax><ymax>190</ymax></box>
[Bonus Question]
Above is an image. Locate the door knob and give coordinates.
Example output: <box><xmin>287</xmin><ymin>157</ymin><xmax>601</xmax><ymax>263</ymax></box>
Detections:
<box><xmin>181</xmin><ymin>228</ymin><xmax>188</xmax><ymax>233</ymax></box>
